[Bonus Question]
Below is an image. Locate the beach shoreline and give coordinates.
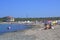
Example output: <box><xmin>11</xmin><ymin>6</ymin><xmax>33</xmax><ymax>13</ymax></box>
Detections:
<box><xmin>0</xmin><ymin>24</ymin><xmax>60</xmax><ymax>40</ymax></box>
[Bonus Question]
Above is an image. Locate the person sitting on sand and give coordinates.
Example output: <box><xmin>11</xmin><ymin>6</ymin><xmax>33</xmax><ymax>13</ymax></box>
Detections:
<box><xmin>44</xmin><ymin>21</ymin><xmax>52</xmax><ymax>30</ymax></box>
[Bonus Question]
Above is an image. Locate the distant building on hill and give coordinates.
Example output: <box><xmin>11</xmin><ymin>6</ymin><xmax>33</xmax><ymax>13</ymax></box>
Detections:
<box><xmin>5</xmin><ymin>16</ymin><xmax>15</xmax><ymax>22</ymax></box>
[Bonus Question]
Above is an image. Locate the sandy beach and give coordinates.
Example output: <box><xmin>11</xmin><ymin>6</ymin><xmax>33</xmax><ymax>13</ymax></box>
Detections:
<box><xmin>0</xmin><ymin>24</ymin><xmax>60</xmax><ymax>40</ymax></box>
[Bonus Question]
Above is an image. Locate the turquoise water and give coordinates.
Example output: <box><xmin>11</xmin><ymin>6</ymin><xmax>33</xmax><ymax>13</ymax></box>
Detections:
<box><xmin>0</xmin><ymin>24</ymin><xmax>32</xmax><ymax>34</ymax></box>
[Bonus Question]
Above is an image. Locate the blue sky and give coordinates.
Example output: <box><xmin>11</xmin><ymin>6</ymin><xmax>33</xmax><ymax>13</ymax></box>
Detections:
<box><xmin>0</xmin><ymin>0</ymin><xmax>60</xmax><ymax>18</ymax></box>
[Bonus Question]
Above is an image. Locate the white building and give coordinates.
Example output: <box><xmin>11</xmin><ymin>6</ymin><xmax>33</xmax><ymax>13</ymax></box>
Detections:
<box><xmin>6</xmin><ymin>16</ymin><xmax>15</xmax><ymax>22</ymax></box>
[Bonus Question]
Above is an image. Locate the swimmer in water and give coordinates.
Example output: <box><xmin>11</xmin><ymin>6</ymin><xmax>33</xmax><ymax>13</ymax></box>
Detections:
<box><xmin>7</xmin><ymin>26</ymin><xmax>11</xmax><ymax>30</ymax></box>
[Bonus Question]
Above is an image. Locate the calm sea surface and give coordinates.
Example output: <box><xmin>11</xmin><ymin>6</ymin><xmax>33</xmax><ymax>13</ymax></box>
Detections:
<box><xmin>0</xmin><ymin>24</ymin><xmax>32</xmax><ymax>34</ymax></box>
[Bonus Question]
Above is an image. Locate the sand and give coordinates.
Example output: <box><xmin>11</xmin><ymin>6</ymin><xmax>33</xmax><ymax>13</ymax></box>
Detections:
<box><xmin>0</xmin><ymin>24</ymin><xmax>60</xmax><ymax>40</ymax></box>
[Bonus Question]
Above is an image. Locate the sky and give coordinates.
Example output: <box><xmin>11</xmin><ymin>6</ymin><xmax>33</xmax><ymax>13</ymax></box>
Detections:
<box><xmin>0</xmin><ymin>0</ymin><xmax>60</xmax><ymax>18</ymax></box>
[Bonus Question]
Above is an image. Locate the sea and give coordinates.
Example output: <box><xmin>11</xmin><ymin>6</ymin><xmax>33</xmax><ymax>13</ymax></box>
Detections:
<box><xmin>0</xmin><ymin>24</ymin><xmax>32</xmax><ymax>35</ymax></box>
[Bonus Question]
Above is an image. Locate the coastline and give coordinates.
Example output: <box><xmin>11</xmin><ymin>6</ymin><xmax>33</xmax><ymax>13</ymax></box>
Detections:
<box><xmin>0</xmin><ymin>24</ymin><xmax>60</xmax><ymax>40</ymax></box>
<box><xmin>0</xmin><ymin>22</ymin><xmax>43</xmax><ymax>26</ymax></box>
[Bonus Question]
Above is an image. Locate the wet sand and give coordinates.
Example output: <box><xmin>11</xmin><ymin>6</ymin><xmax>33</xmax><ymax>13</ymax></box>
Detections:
<box><xmin>0</xmin><ymin>24</ymin><xmax>60</xmax><ymax>40</ymax></box>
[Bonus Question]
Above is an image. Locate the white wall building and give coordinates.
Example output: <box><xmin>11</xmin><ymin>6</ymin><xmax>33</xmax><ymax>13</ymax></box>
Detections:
<box><xmin>6</xmin><ymin>16</ymin><xmax>15</xmax><ymax>22</ymax></box>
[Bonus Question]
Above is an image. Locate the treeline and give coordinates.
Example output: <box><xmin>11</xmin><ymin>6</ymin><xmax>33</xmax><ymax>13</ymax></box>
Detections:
<box><xmin>0</xmin><ymin>17</ymin><xmax>60</xmax><ymax>22</ymax></box>
<box><xmin>15</xmin><ymin>17</ymin><xmax>60</xmax><ymax>21</ymax></box>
